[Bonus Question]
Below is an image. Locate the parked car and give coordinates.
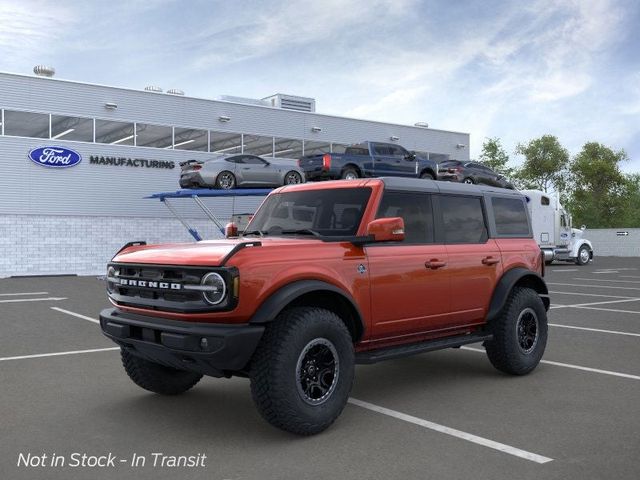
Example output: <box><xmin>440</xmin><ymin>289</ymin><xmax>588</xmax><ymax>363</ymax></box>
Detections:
<box><xmin>298</xmin><ymin>141</ymin><xmax>438</xmax><ymax>181</ymax></box>
<box><xmin>438</xmin><ymin>160</ymin><xmax>515</xmax><ymax>189</ymax></box>
<box><xmin>179</xmin><ymin>154</ymin><xmax>305</xmax><ymax>189</ymax></box>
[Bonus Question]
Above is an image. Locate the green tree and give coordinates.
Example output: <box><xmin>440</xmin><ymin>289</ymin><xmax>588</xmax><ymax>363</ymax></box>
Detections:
<box><xmin>514</xmin><ymin>135</ymin><xmax>570</xmax><ymax>192</ymax></box>
<box><xmin>479</xmin><ymin>137</ymin><xmax>514</xmax><ymax>178</ymax></box>
<box><xmin>568</xmin><ymin>142</ymin><xmax>631</xmax><ymax>228</ymax></box>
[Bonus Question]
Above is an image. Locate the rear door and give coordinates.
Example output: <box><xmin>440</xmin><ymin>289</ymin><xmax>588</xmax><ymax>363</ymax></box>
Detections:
<box><xmin>436</xmin><ymin>194</ymin><xmax>502</xmax><ymax>325</ymax></box>
<box><xmin>366</xmin><ymin>191</ymin><xmax>451</xmax><ymax>342</ymax></box>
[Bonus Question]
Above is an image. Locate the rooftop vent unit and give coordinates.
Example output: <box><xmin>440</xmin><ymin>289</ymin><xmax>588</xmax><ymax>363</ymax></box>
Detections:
<box><xmin>167</xmin><ymin>88</ymin><xmax>185</xmax><ymax>96</ymax></box>
<box><xmin>33</xmin><ymin>65</ymin><xmax>55</xmax><ymax>77</ymax></box>
<box><xmin>262</xmin><ymin>94</ymin><xmax>316</xmax><ymax>112</ymax></box>
<box><xmin>144</xmin><ymin>85</ymin><xmax>163</xmax><ymax>93</ymax></box>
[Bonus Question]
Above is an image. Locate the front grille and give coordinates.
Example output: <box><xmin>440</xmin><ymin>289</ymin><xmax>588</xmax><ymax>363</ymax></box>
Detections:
<box><xmin>107</xmin><ymin>263</ymin><xmax>234</xmax><ymax>313</ymax></box>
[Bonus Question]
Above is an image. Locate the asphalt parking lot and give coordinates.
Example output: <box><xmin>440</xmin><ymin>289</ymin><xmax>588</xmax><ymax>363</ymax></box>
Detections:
<box><xmin>2</xmin><ymin>257</ymin><xmax>640</xmax><ymax>480</ymax></box>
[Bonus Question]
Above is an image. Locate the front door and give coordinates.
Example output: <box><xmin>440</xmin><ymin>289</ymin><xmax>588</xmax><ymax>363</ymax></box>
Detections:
<box><xmin>366</xmin><ymin>191</ymin><xmax>451</xmax><ymax>342</ymax></box>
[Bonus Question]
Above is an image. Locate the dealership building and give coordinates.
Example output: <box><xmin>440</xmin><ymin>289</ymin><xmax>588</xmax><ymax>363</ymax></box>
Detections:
<box><xmin>0</xmin><ymin>69</ymin><xmax>470</xmax><ymax>277</ymax></box>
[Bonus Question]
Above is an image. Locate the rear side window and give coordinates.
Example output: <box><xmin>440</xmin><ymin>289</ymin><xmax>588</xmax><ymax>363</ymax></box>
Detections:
<box><xmin>492</xmin><ymin>197</ymin><xmax>530</xmax><ymax>236</ymax></box>
<box><xmin>440</xmin><ymin>195</ymin><xmax>487</xmax><ymax>244</ymax></box>
<box><xmin>376</xmin><ymin>192</ymin><xmax>434</xmax><ymax>244</ymax></box>
<box><xmin>345</xmin><ymin>146</ymin><xmax>369</xmax><ymax>156</ymax></box>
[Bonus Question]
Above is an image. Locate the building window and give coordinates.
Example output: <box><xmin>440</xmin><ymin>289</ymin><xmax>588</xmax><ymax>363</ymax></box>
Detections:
<box><xmin>273</xmin><ymin>137</ymin><xmax>303</xmax><ymax>159</ymax></box>
<box><xmin>210</xmin><ymin>131</ymin><xmax>243</xmax><ymax>154</ymax></box>
<box><xmin>303</xmin><ymin>140</ymin><xmax>331</xmax><ymax>156</ymax></box>
<box><xmin>244</xmin><ymin>134</ymin><xmax>274</xmax><ymax>156</ymax></box>
<box><xmin>173</xmin><ymin>127</ymin><xmax>208</xmax><ymax>151</ymax></box>
<box><xmin>135</xmin><ymin>123</ymin><xmax>172</xmax><ymax>149</ymax></box>
<box><xmin>3</xmin><ymin>110</ymin><xmax>49</xmax><ymax>138</ymax></box>
<box><xmin>95</xmin><ymin>119</ymin><xmax>135</xmax><ymax>145</ymax></box>
<box><xmin>51</xmin><ymin>115</ymin><xmax>94</xmax><ymax>142</ymax></box>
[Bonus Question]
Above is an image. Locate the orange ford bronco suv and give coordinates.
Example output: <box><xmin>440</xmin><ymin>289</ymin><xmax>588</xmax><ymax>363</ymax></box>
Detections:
<box><xmin>100</xmin><ymin>177</ymin><xmax>549</xmax><ymax>435</ymax></box>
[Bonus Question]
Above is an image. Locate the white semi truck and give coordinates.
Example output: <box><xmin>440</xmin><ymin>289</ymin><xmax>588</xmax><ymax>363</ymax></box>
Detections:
<box><xmin>521</xmin><ymin>190</ymin><xmax>594</xmax><ymax>266</ymax></box>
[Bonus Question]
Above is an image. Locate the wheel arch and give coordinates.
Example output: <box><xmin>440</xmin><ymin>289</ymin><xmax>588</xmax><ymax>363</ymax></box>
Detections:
<box><xmin>486</xmin><ymin>268</ymin><xmax>549</xmax><ymax>323</ymax></box>
<box><xmin>342</xmin><ymin>164</ymin><xmax>362</xmax><ymax>177</ymax></box>
<box><xmin>419</xmin><ymin>167</ymin><xmax>436</xmax><ymax>179</ymax></box>
<box><xmin>250</xmin><ymin>280</ymin><xmax>365</xmax><ymax>342</ymax></box>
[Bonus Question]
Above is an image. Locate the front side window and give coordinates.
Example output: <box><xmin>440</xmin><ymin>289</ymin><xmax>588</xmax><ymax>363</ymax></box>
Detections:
<box><xmin>440</xmin><ymin>195</ymin><xmax>487</xmax><ymax>244</ymax></box>
<box><xmin>246</xmin><ymin>188</ymin><xmax>372</xmax><ymax>237</ymax></box>
<box><xmin>376</xmin><ymin>191</ymin><xmax>434</xmax><ymax>244</ymax></box>
<box><xmin>492</xmin><ymin>197</ymin><xmax>530</xmax><ymax>236</ymax></box>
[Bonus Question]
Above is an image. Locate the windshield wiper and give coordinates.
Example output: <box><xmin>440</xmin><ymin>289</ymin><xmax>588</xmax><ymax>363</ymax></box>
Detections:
<box><xmin>242</xmin><ymin>230</ymin><xmax>266</xmax><ymax>237</ymax></box>
<box><xmin>281</xmin><ymin>229</ymin><xmax>322</xmax><ymax>238</ymax></box>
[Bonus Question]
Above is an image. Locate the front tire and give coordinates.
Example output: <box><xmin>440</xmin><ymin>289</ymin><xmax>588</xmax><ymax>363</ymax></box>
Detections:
<box><xmin>250</xmin><ymin>307</ymin><xmax>354</xmax><ymax>435</ymax></box>
<box><xmin>576</xmin><ymin>245</ymin><xmax>591</xmax><ymax>265</ymax></box>
<box><xmin>216</xmin><ymin>171</ymin><xmax>236</xmax><ymax>189</ymax></box>
<box><xmin>485</xmin><ymin>287</ymin><xmax>547</xmax><ymax>375</ymax></box>
<box><xmin>121</xmin><ymin>349</ymin><xmax>202</xmax><ymax>395</ymax></box>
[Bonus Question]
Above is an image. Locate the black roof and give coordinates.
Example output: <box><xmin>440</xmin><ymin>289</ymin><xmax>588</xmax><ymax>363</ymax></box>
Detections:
<box><xmin>379</xmin><ymin>177</ymin><xmax>523</xmax><ymax>198</ymax></box>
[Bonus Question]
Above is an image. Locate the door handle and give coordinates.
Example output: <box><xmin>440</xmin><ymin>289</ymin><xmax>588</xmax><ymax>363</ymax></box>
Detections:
<box><xmin>425</xmin><ymin>259</ymin><xmax>446</xmax><ymax>269</ymax></box>
<box><xmin>482</xmin><ymin>256</ymin><xmax>500</xmax><ymax>266</ymax></box>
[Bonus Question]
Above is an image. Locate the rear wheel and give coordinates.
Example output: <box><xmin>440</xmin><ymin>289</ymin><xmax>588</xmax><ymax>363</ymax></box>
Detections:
<box><xmin>463</xmin><ymin>177</ymin><xmax>475</xmax><ymax>184</ymax></box>
<box><xmin>250</xmin><ymin>307</ymin><xmax>354</xmax><ymax>435</ymax></box>
<box><xmin>420</xmin><ymin>171</ymin><xmax>435</xmax><ymax>180</ymax></box>
<box><xmin>216</xmin><ymin>171</ymin><xmax>236</xmax><ymax>189</ymax></box>
<box><xmin>284</xmin><ymin>171</ymin><xmax>303</xmax><ymax>185</ymax></box>
<box><xmin>576</xmin><ymin>245</ymin><xmax>591</xmax><ymax>265</ymax></box>
<box><xmin>121</xmin><ymin>349</ymin><xmax>202</xmax><ymax>395</ymax></box>
<box><xmin>485</xmin><ymin>287</ymin><xmax>547</xmax><ymax>375</ymax></box>
<box><xmin>341</xmin><ymin>167</ymin><xmax>359</xmax><ymax>180</ymax></box>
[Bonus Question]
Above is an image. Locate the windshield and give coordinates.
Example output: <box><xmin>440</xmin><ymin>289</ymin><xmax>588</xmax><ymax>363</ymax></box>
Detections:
<box><xmin>245</xmin><ymin>188</ymin><xmax>372</xmax><ymax>237</ymax></box>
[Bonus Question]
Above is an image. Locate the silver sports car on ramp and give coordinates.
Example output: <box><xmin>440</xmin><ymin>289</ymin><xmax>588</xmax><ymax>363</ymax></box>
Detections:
<box><xmin>179</xmin><ymin>154</ymin><xmax>305</xmax><ymax>189</ymax></box>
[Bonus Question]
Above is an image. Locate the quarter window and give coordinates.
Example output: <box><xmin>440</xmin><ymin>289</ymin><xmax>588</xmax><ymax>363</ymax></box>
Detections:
<box><xmin>440</xmin><ymin>195</ymin><xmax>487</xmax><ymax>244</ymax></box>
<box><xmin>376</xmin><ymin>192</ymin><xmax>434</xmax><ymax>244</ymax></box>
<box><xmin>492</xmin><ymin>197</ymin><xmax>530</xmax><ymax>236</ymax></box>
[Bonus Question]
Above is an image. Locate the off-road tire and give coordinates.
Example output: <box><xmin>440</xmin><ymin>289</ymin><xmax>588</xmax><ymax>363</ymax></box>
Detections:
<box><xmin>250</xmin><ymin>307</ymin><xmax>354</xmax><ymax>435</ymax></box>
<box><xmin>576</xmin><ymin>245</ymin><xmax>591</xmax><ymax>265</ymax></box>
<box><xmin>121</xmin><ymin>348</ymin><xmax>202</xmax><ymax>395</ymax></box>
<box><xmin>420</xmin><ymin>171</ymin><xmax>435</xmax><ymax>180</ymax></box>
<box><xmin>341</xmin><ymin>167</ymin><xmax>359</xmax><ymax>180</ymax></box>
<box><xmin>485</xmin><ymin>287</ymin><xmax>547</xmax><ymax>375</ymax></box>
<box><xmin>215</xmin><ymin>171</ymin><xmax>236</xmax><ymax>189</ymax></box>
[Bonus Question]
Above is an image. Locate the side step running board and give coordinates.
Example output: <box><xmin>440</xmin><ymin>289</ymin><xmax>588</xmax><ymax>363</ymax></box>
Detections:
<box><xmin>355</xmin><ymin>332</ymin><xmax>492</xmax><ymax>365</ymax></box>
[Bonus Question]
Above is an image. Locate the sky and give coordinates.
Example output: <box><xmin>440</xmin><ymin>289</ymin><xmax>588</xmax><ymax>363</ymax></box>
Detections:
<box><xmin>1</xmin><ymin>0</ymin><xmax>639</xmax><ymax>171</ymax></box>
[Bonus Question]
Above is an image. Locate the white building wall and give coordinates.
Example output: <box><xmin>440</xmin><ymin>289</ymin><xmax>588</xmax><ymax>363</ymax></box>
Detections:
<box><xmin>585</xmin><ymin>229</ymin><xmax>640</xmax><ymax>257</ymax></box>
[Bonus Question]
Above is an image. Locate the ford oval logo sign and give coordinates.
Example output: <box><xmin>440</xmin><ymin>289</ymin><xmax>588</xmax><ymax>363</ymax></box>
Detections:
<box><xmin>28</xmin><ymin>146</ymin><xmax>82</xmax><ymax>168</ymax></box>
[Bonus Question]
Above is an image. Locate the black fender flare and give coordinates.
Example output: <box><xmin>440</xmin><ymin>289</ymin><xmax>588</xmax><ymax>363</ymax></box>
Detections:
<box><xmin>249</xmin><ymin>280</ymin><xmax>365</xmax><ymax>341</ymax></box>
<box><xmin>486</xmin><ymin>268</ymin><xmax>549</xmax><ymax>323</ymax></box>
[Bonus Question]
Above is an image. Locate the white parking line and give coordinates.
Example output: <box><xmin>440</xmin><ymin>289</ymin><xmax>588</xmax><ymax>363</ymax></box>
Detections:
<box><xmin>571</xmin><ymin>306</ymin><xmax>640</xmax><ymax>315</ymax></box>
<box><xmin>0</xmin><ymin>297</ymin><xmax>67</xmax><ymax>304</ymax></box>
<box><xmin>547</xmin><ymin>282</ymin><xmax>640</xmax><ymax>291</ymax></box>
<box><xmin>549</xmin><ymin>269</ymin><xmax>578</xmax><ymax>272</ymax></box>
<box><xmin>461</xmin><ymin>347</ymin><xmax>640</xmax><ymax>381</ymax></box>
<box><xmin>573</xmin><ymin>278</ymin><xmax>640</xmax><ymax>284</ymax></box>
<box><xmin>0</xmin><ymin>292</ymin><xmax>49</xmax><ymax>296</ymax></box>
<box><xmin>549</xmin><ymin>323</ymin><xmax>640</xmax><ymax>337</ymax></box>
<box><xmin>549</xmin><ymin>298</ymin><xmax>640</xmax><ymax>310</ymax></box>
<box><xmin>549</xmin><ymin>291</ymin><xmax>638</xmax><ymax>299</ymax></box>
<box><xmin>620</xmin><ymin>275</ymin><xmax>640</xmax><ymax>279</ymax></box>
<box><xmin>51</xmin><ymin>307</ymin><xmax>99</xmax><ymax>324</ymax></box>
<box><xmin>0</xmin><ymin>347</ymin><xmax>119</xmax><ymax>362</ymax></box>
<box><xmin>348</xmin><ymin>398</ymin><xmax>553</xmax><ymax>464</ymax></box>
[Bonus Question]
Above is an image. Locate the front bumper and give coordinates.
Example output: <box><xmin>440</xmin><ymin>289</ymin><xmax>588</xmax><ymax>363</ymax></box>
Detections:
<box><xmin>100</xmin><ymin>308</ymin><xmax>264</xmax><ymax>377</ymax></box>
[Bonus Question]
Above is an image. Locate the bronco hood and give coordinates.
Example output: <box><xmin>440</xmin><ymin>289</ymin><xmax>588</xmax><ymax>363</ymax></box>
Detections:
<box><xmin>112</xmin><ymin>240</ymin><xmax>255</xmax><ymax>266</ymax></box>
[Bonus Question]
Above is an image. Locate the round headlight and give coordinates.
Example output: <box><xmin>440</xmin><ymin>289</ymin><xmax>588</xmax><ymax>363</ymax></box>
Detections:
<box><xmin>201</xmin><ymin>272</ymin><xmax>226</xmax><ymax>305</ymax></box>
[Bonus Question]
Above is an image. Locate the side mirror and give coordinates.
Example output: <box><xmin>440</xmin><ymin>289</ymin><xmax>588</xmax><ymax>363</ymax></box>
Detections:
<box><xmin>366</xmin><ymin>217</ymin><xmax>405</xmax><ymax>242</ymax></box>
<box><xmin>225</xmin><ymin>222</ymin><xmax>238</xmax><ymax>238</ymax></box>
<box><xmin>404</xmin><ymin>153</ymin><xmax>416</xmax><ymax>161</ymax></box>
